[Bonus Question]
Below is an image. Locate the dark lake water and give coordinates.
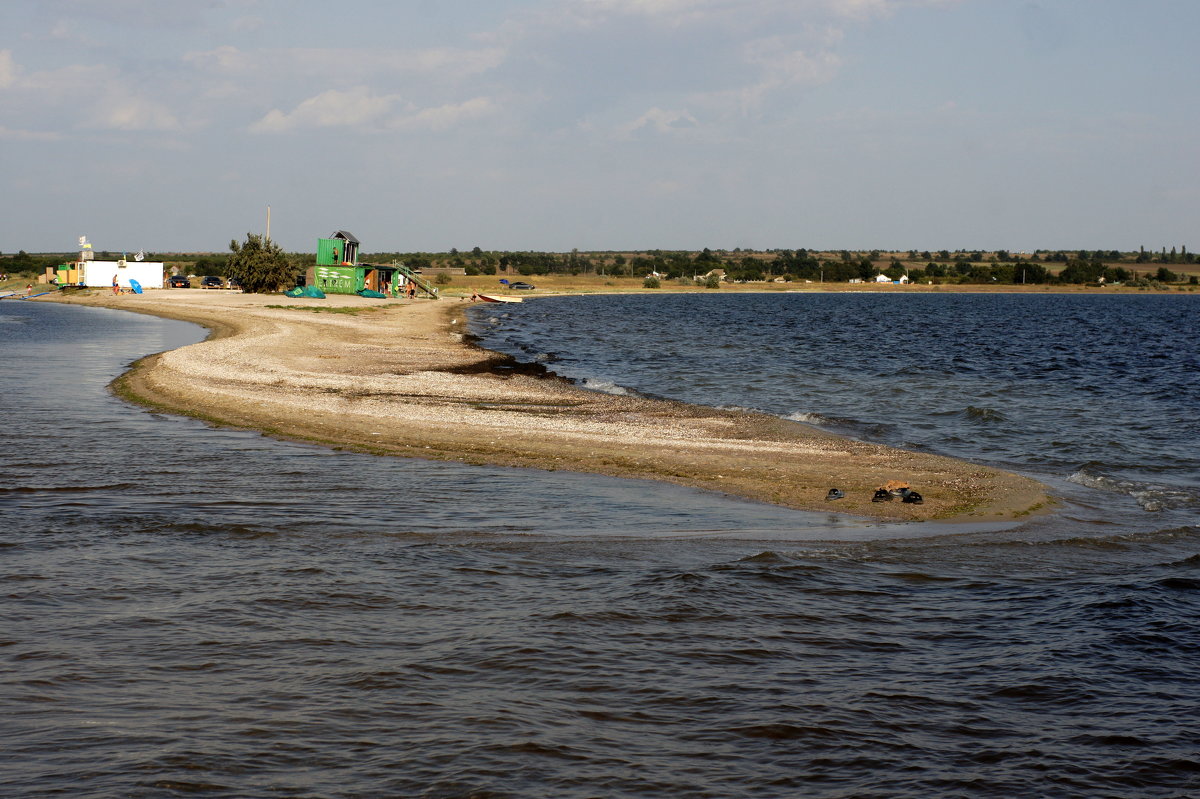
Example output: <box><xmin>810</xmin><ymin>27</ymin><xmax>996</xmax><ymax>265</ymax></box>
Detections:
<box><xmin>3</xmin><ymin>295</ymin><xmax>1199</xmax><ymax>798</ymax></box>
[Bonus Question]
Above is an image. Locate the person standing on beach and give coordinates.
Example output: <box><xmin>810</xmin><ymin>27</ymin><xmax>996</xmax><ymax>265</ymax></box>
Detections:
<box><xmin>112</xmin><ymin>275</ymin><xmax>119</xmax><ymax>295</ymax></box>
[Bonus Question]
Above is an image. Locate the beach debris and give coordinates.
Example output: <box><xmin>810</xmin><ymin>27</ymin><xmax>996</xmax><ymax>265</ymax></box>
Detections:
<box><xmin>825</xmin><ymin>488</ymin><xmax>845</xmax><ymax>501</ymax></box>
<box><xmin>874</xmin><ymin>480</ymin><xmax>923</xmax><ymax>503</ymax></box>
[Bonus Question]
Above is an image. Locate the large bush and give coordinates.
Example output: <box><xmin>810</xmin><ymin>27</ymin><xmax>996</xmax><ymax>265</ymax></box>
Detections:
<box><xmin>226</xmin><ymin>233</ymin><xmax>295</xmax><ymax>293</ymax></box>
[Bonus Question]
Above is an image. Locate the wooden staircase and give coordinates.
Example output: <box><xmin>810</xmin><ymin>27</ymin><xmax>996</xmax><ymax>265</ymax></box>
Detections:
<box><xmin>392</xmin><ymin>262</ymin><xmax>439</xmax><ymax>299</ymax></box>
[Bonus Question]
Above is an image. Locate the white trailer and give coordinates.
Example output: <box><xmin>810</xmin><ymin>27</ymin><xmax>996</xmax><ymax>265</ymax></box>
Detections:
<box><xmin>77</xmin><ymin>260</ymin><xmax>165</xmax><ymax>289</ymax></box>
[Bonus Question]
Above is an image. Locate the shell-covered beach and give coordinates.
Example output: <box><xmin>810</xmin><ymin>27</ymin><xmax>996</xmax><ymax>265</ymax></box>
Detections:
<box><xmin>47</xmin><ymin>290</ymin><xmax>1050</xmax><ymax>521</ymax></box>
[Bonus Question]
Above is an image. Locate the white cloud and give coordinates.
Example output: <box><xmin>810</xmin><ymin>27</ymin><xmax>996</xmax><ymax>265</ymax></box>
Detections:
<box><xmin>184</xmin><ymin>45</ymin><xmax>505</xmax><ymax>84</ymax></box>
<box><xmin>89</xmin><ymin>94</ymin><xmax>180</xmax><ymax>131</ymax></box>
<box><xmin>619</xmin><ymin>107</ymin><xmax>699</xmax><ymax>136</ymax></box>
<box><xmin>17</xmin><ymin>61</ymin><xmax>108</xmax><ymax>94</ymax></box>
<box><xmin>0</xmin><ymin>54</ymin><xmax>179</xmax><ymax>132</ymax></box>
<box><xmin>734</xmin><ymin>34</ymin><xmax>843</xmax><ymax>108</ymax></box>
<box><xmin>251</xmin><ymin>86</ymin><xmax>404</xmax><ymax>134</ymax></box>
<box><xmin>392</xmin><ymin>97</ymin><xmax>498</xmax><ymax>132</ymax></box>
<box><xmin>488</xmin><ymin>0</ymin><xmax>913</xmax><ymax>136</ymax></box>
<box><xmin>574</xmin><ymin>0</ymin><xmax>934</xmax><ymax>24</ymax></box>
<box><xmin>0</xmin><ymin>124</ymin><xmax>63</xmax><ymax>141</ymax></box>
<box><xmin>37</xmin><ymin>0</ymin><xmax>218</xmax><ymax>30</ymax></box>
<box><xmin>252</xmin><ymin>89</ymin><xmax>499</xmax><ymax>135</ymax></box>
<box><xmin>0</xmin><ymin>50</ymin><xmax>17</xmax><ymax>88</ymax></box>
<box><xmin>183</xmin><ymin>45</ymin><xmax>249</xmax><ymax>73</ymax></box>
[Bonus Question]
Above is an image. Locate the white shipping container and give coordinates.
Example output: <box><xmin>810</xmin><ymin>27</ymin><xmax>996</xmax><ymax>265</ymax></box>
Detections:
<box><xmin>80</xmin><ymin>260</ymin><xmax>166</xmax><ymax>289</ymax></box>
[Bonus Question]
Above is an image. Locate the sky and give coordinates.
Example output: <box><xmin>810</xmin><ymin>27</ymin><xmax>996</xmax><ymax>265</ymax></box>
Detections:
<box><xmin>1</xmin><ymin>0</ymin><xmax>1197</xmax><ymax>255</ymax></box>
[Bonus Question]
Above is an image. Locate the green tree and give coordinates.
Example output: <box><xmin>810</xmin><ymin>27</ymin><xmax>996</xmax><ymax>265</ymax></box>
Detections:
<box><xmin>226</xmin><ymin>233</ymin><xmax>295</xmax><ymax>293</ymax></box>
<box><xmin>704</xmin><ymin>273</ymin><xmax>721</xmax><ymax>289</ymax></box>
<box><xmin>10</xmin><ymin>250</ymin><xmax>34</xmax><ymax>272</ymax></box>
<box><xmin>1058</xmin><ymin>258</ymin><xmax>1105</xmax><ymax>284</ymax></box>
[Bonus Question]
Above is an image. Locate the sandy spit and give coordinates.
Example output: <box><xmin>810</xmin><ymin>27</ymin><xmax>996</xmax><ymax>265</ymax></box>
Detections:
<box><xmin>45</xmin><ymin>289</ymin><xmax>1052</xmax><ymax>522</ymax></box>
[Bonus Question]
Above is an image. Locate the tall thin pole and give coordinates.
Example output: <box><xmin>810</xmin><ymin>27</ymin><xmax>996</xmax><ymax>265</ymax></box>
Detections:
<box><xmin>266</xmin><ymin>205</ymin><xmax>271</xmax><ymax>243</ymax></box>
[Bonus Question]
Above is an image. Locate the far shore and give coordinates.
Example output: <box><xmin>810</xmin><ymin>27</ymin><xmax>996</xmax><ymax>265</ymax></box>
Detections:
<box><xmin>41</xmin><ymin>287</ymin><xmax>1055</xmax><ymax>522</ymax></box>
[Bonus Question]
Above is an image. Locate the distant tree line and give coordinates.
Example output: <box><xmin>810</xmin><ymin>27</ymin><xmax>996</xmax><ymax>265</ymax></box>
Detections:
<box><xmin>4</xmin><ymin>243</ymin><xmax>1197</xmax><ymax>288</ymax></box>
<box><xmin>357</xmin><ymin>245</ymin><xmax>1198</xmax><ymax>286</ymax></box>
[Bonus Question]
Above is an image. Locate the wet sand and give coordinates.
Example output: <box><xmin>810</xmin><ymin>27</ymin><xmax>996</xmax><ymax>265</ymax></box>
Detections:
<box><xmin>46</xmin><ymin>289</ymin><xmax>1052</xmax><ymax>521</ymax></box>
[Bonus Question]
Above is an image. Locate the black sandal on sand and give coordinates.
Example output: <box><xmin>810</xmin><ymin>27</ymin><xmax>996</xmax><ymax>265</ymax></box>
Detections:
<box><xmin>872</xmin><ymin>489</ymin><xmax>892</xmax><ymax>502</ymax></box>
<box><xmin>826</xmin><ymin>488</ymin><xmax>845</xmax><ymax>501</ymax></box>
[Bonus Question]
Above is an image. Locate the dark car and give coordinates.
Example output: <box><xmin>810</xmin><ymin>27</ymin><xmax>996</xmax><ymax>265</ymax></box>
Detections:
<box><xmin>168</xmin><ymin>274</ymin><xmax>191</xmax><ymax>288</ymax></box>
<box><xmin>200</xmin><ymin>275</ymin><xmax>224</xmax><ymax>289</ymax></box>
<box><xmin>226</xmin><ymin>277</ymin><xmax>243</xmax><ymax>290</ymax></box>
<box><xmin>508</xmin><ymin>281</ymin><xmax>535</xmax><ymax>290</ymax></box>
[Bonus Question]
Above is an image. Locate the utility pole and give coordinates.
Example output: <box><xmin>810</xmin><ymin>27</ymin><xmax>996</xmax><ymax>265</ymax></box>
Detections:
<box><xmin>266</xmin><ymin>205</ymin><xmax>271</xmax><ymax>243</ymax></box>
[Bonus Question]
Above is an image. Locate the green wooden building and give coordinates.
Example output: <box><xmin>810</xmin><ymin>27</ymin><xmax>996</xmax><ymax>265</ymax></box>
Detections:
<box><xmin>305</xmin><ymin>230</ymin><xmax>438</xmax><ymax>298</ymax></box>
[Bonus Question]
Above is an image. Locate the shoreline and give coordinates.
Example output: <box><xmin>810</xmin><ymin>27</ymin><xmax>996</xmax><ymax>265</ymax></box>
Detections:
<box><xmin>44</xmin><ymin>289</ymin><xmax>1053</xmax><ymax>522</ymax></box>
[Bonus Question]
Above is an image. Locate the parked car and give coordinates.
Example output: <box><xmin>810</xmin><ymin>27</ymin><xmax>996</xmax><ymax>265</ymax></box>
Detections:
<box><xmin>200</xmin><ymin>275</ymin><xmax>224</xmax><ymax>289</ymax></box>
<box><xmin>226</xmin><ymin>277</ymin><xmax>243</xmax><ymax>290</ymax></box>
<box><xmin>168</xmin><ymin>274</ymin><xmax>191</xmax><ymax>288</ymax></box>
<box><xmin>508</xmin><ymin>281</ymin><xmax>536</xmax><ymax>290</ymax></box>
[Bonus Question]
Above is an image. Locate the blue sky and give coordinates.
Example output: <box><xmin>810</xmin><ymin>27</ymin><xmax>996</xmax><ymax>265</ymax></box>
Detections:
<box><xmin>2</xmin><ymin>0</ymin><xmax>1196</xmax><ymax>254</ymax></box>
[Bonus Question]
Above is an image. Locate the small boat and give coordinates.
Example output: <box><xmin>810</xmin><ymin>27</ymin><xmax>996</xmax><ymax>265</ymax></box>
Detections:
<box><xmin>476</xmin><ymin>294</ymin><xmax>523</xmax><ymax>303</ymax></box>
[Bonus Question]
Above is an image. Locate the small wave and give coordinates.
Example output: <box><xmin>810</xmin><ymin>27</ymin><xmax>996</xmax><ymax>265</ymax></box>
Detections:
<box><xmin>964</xmin><ymin>405</ymin><xmax>1006</xmax><ymax>422</ymax></box>
<box><xmin>1067</xmin><ymin>466</ymin><xmax>1199</xmax><ymax>512</ymax></box>
<box><xmin>579</xmin><ymin>377</ymin><xmax>629</xmax><ymax>396</ymax></box>
<box><xmin>785</xmin><ymin>411</ymin><xmax>827</xmax><ymax>424</ymax></box>
<box><xmin>0</xmin><ymin>483</ymin><xmax>135</xmax><ymax>494</ymax></box>
<box><xmin>1155</xmin><ymin>577</ymin><xmax>1200</xmax><ymax>591</ymax></box>
<box><xmin>152</xmin><ymin>781</ymin><xmax>232</xmax><ymax>793</ymax></box>
<box><xmin>731</xmin><ymin>722</ymin><xmax>835</xmax><ymax>740</ymax></box>
<box><xmin>969</xmin><ymin>526</ymin><xmax>1199</xmax><ymax>552</ymax></box>
<box><xmin>733</xmin><ymin>551</ymin><xmax>793</xmax><ymax>564</ymax></box>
